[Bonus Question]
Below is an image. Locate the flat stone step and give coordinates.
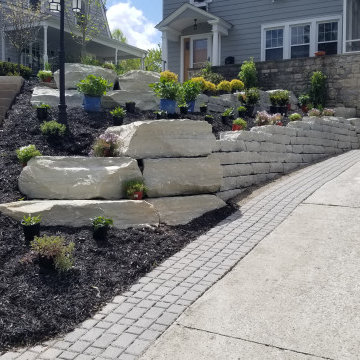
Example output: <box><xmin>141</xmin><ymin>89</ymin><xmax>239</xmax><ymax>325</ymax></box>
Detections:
<box><xmin>0</xmin><ymin>76</ymin><xmax>24</xmax><ymax>87</ymax></box>
<box><xmin>0</xmin><ymin>84</ymin><xmax>19</xmax><ymax>91</ymax></box>
<box><xmin>0</xmin><ymin>97</ymin><xmax>13</xmax><ymax>108</ymax></box>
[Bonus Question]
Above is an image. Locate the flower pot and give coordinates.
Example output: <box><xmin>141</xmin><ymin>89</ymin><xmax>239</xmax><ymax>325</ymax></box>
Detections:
<box><xmin>200</xmin><ymin>106</ymin><xmax>207</xmax><ymax>115</ymax></box>
<box><xmin>276</xmin><ymin>121</ymin><xmax>283</xmax><ymax>126</ymax></box>
<box><xmin>93</xmin><ymin>226</ymin><xmax>108</xmax><ymax>241</ymax></box>
<box><xmin>232</xmin><ymin>124</ymin><xmax>243</xmax><ymax>131</ymax></box>
<box><xmin>42</xmin><ymin>77</ymin><xmax>52</xmax><ymax>83</ymax></box>
<box><xmin>315</xmin><ymin>51</ymin><xmax>326</xmax><ymax>57</ymax></box>
<box><xmin>238</xmin><ymin>111</ymin><xmax>246</xmax><ymax>118</ymax></box>
<box><xmin>179</xmin><ymin>107</ymin><xmax>188</xmax><ymax>115</ymax></box>
<box><xmin>129</xmin><ymin>191</ymin><xmax>143</xmax><ymax>200</ymax></box>
<box><xmin>221</xmin><ymin>115</ymin><xmax>229</xmax><ymax>124</ymax></box>
<box><xmin>83</xmin><ymin>95</ymin><xmax>101</xmax><ymax>112</ymax></box>
<box><xmin>38</xmin><ymin>256</ymin><xmax>56</xmax><ymax>272</ymax></box>
<box><xmin>22</xmin><ymin>223</ymin><xmax>40</xmax><ymax>244</ymax></box>
<box><xmin>245</xmin><ymin>105</ymin><xmax>254</xmax><ymax>117</ymax></box>
<box><xmin>160</xmin><ymin>99</ymin><xmax>176</xmax><ymax>114</ymax></box>
<box><xmin>187</xmin><ymin>100</ymin><xmax>195</xmax><ymax>113</ymax></box>
<box><xmin>125</xmin><ymin>102</ymin><xmax>136</xmax><ymax>113</ymax></box>
<box><xmin>113</xmin><ymin>116</ymin><xmax>124</xmax><ymax>126</ymax></box>
<box><xmin>37</xmin><ymin>107</ymin><xmax>48</xmax><ymax>120</ymax></box>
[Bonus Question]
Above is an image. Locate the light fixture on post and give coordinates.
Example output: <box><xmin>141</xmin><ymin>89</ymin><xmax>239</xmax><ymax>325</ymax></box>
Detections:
<box><xmin>72</xmin><ymin>0</ymin><xmax>82</xmax><ymax>13</ymax></box>
<box><xmin>49</xmin><ymin>0</ymin><xmax>60</xmax><ymax>12</ymax></box>
<box><xmin>193</xmin><ymin>18</ymin><xmax>198</xmax><ymax>31</ymax></box>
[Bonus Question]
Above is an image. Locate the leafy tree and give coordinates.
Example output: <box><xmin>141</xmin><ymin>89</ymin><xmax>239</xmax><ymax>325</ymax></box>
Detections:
<box><xmin>0</xmin><ymin>0</ymin><xmax>45</xmax><ymax>71</ymax></box>
<box><xmin>112</xmin><ymin>28</ymin><xmax>127</xmax><ymax>43</ymax></box>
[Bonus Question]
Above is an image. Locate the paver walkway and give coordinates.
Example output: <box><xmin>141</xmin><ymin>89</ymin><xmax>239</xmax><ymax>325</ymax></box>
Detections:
<box><xmin>2</xmin><ymin>150</ymin><xmax>360</xmax><ymax>360</ymax></box>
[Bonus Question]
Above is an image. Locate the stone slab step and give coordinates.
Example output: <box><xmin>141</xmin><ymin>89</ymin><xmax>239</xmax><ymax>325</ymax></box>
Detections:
<box><xmin>0</xmin><ymin>76</ymin><xmax>24</xmax><ymax>87</ymax></box>
<box><xmin>0</xmin><ymin>84</ymin><xmax>19</xmax><ymax>91</ymax></box>
<box><xmin>0</xmin><ymin>89</ymin><xmax>17</xmax><ymax>98</ymax></box>
<box><xmin>0</xmin><ymin>97</ymin><xmax>14</xmax><ymax>108</ymax></box>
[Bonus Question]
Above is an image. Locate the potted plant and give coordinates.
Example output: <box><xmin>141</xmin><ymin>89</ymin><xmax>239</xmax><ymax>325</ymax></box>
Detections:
<box><xmin>31</xmin><ymin>235</ymin><xmax>75</xmax><ymax>272</ymax></box>
<box><xmin>237</xmin><ymin>105</ymin><xmax>247</xmax><ymax>118</ymax></box>
<box><xmin>16</xmin><ymin>144</ymin><xmax>42</xmax><ymax>167</ymax></box>
<box><xmin>200</xmin><ymin>103</ymin><xmax>208</xmax><ymax>115</ymax></box>
<box><xmin>21</xmin><ymin>215</ymin><xmax>41</xmax><ymax>243</ymax></box>
<box><xmin>125</xmin><ymin>101</ymin><xmax>136</xmax><ymax>113</ymax></box>
<box><xmin>178</xmin><ymin>102</ymin><xmax>188</xmax><ymax>115</ymax></box>
<box><xmin>154</xmin><ymin>110</ymin><xmax>167</xmax><ymax>119</ymax></box>
<box><xmin>232</xmin><ymin>118</ymin><xmax>247</xmax><ymax>131</ymax></box>
<box><xmin>110</xmin><ymin>106</ymin><xmax>126</xmax><ymax>126</ymax></box>
<box><xmin>269</xmin><ymin>92</ymin><xmax>279</xmax><ymax>114</ymax></box>
<box><xmin>221</xmin><ymin>108</ymin><xmax>234</xmax><ymax>123</ymax></box>
<box><xmin>77</xmin><ymin>75</ymin><xmax>113</xmax><ymax>112</ymax></box>
<box><xmin>91</xmin><ymin>216</ymin><xmax>113</xmax><ymax>241</ymax></box>
<box><xmin>298</xmin><ymin>94</ymin><xmax>311</xmax><ymax>113</ymax></box>
<box><xmin>37</xmin><ymin>70</ymin><xmax>53</xmax><ymax>83</ymax></box>
<box><xmin>271</xmin><ymin>113</ymin><xmax>284</xmax><ymax>126</ymax></box>
<box><xmin>276</xmin><ymin>90</ymin><xmax>290</xmax><ymax>116</ymax></box>
<box><xmin>35</xmin><ymin>103</ymin><xmax>51</xmax><ymax>120</ymax></box>
<box><xmin>181</xmin><ymin>80</ymin><xmax>202</xmax><ymax>112</ymax></box>
<box><xmin>255</xmin><ymin>110</ymin><xmax>272</xmax><ymax>126</ymax></box>
<box><xmin>205</xmin><ymin>114</ymin><xmax>214</xmax><ymax>124</ymax></box>
<box><xmin>125</xmin><ymin>180</ymin><xmax>147</xmax><ymax>200</ymax></box>
<box><xmin>216</xmin><ymin>80</ymin><xmax>232</xmax><ymax>95</ymax></box>
<box><xmin>90</xmin><ymin>133</ymin><xmax>120</xmax><ymax>157</ymax></box>
<box><xmin>239</xmin><ymin>88</ymin><xmax>260</xmax><ymax>117</ymax></box>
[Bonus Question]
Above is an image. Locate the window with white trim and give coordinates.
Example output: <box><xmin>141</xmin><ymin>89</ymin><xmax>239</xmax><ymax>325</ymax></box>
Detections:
<box><xmin>265</xmin><ymin>28</ymin><xmax>284</xmax><ymax>60</ymax></box>
<box><xmin>291</xmin><ymin>24</ymin><xmax>310</xmax><ymax>58</ymax></box>
<box><xmin>318</xmin><ymin>22</ymin><xmax>338</xmax><ymax>54</ymax></box>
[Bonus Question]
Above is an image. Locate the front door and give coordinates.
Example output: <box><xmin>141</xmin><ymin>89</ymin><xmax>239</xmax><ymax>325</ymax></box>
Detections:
<box><xmin>192</xmin><ymin>38</ymin><xmax>209</xmax><ymax>69</ymax></box>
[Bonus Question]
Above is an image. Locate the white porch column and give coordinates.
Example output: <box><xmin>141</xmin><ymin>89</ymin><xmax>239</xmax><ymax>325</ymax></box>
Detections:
<box><xmin>212</xmin><ymin>24</ymin><xmax>220</xmax><ymax>66</ymax></box>
<box><xmin>162</xmin><ymin>31</ymin><xmax>168</xmax><ymax>70</ymax></box>
<box><xmin>43</xmin><ymin>25</ymin><xmax>48</xmax><ymax>67</ymax></box>
<box><xmin>1</xmin><ymin>29</ymin><xmax>5</xmax><ymax>62</ymax></box>
<box><xmin>141</xmin><ymin>55</ymin><xmax>145</xmax><ymax>70</ymax></box>
<box><xmin>115</xmin><ymin>49</ymin><xmax>118</xmax><ymax>65</ymax></box>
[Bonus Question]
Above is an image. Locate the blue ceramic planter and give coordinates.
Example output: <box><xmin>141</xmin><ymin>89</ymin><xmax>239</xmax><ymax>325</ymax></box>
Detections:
<box><xmin>83</xmin><ymin>95</ymin><xmax>101</xmax><ymax>112</ymax></box>
<box><xmin>187</xmin><ymin>100</ymin><xmax>195</xmax><ymax>113</ymax></box>
<box><xmin>160</xmin><ymin>99</ymin><xmax>176</xmax><ymax>114</ymax></box>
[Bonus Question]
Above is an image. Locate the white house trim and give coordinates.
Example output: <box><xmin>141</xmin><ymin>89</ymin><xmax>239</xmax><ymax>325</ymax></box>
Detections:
<box><xmin>261</xmin><ymin>15</ymin><xmax>342</xmax><ymax>61</ymax></box>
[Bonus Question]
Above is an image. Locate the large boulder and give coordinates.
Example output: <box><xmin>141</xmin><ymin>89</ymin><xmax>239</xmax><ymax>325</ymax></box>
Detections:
<box><xmin>143</xmin><ymin>155</ymin><xmax>222</xmax><ymax>197</ymax></box>
<box><xmin>53</xmin><ymin>63</ymin><xmax>118</xmax><ymax>90</ymax></box>
<box><xmin>0</xmin><ymin>200</ymin><xmax>159</xmax><ymax>229</ymax></box>
<box><xmin>118</xmin><ymin>70</ymin><xmax>160</xmax><ymax>92</ymax></box>
<box><xmin>31</xmin><ymin>87</ymin><xmax>82</xmax><ymax>107</ymax></box>
<box><xmin>19</xmin><ymin>157</ymin><xmax>142</xmax><ymax>200</ymax></box>
<box><xmin>102</xmin><ymin>90</ymin><xmax>159</xmax><ymax>111</ymax></box>
<box><xmin>106</xmin><ymin>120</ymin><xmax>216</xmax><ymax>159</ymax></box>
<box><xmin>147</xmin><ymin>195</ymin><xmax>226</xmax><ymax>225</ymax></box>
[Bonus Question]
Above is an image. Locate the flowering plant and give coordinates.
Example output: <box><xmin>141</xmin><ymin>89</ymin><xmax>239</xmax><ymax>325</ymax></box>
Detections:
<box><xmin>90</xmin><ymin>133</ymin><xmax>120</xmax><ymax>157</ymax></box>
<box><xmin>255</xmin><ymin>111</ymin><xmax>283</xmax><ymax>126</ymax></box>
<box><xmin>322</xmin><ymin>108</ymin><xmax>335</xmax><ymax>116</ymax></box>
<box><xmin>308</xmin><ymin>108</ymin><xmax>322</xmax><ymax>117</ymax></box>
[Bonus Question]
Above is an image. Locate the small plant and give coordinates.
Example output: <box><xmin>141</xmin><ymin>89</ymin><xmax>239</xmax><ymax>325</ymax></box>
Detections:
<box><xmin>37</xmin><ymin>70</ymin><xmax>52</xmax><ymax>82</ymax></box>
<box><xmin>125</xmin><ymin>180</ymin><xmax>147</xmax><ymax>200</ymax></box>
<box><xmin>35</xmin><ymin>103</ymin><xmax>51</xmax><ymax>109</ymax></box>
<box><xmin>90</xmin><ymin>133</ymin><xmax>120</xmax><ymax>157</ymax></box>
<box><xmin>308</xmin><ymin>108</ymin><xmax>322</xmax><ymax>117</ymax></box>
<box><xmin>181</xmin><ymin>80</ymin><xmax>202</xmax><ymax>102</ymax></box>
<box><xmin>205</xmin><ymin>114</ymin><xmax>214</xmax><ymax>123</ymax></box>
<box><xmin>154</xmin><ymin>110</ymin><xmax>167</xmax><ymax>119</ymax></box>
<box><xmin>91</xmin><ymin>216</ymin><xmax>114</xmax><ymax>230</ymax></box>
<box><xmin>203</xmin><ymin>80</ymin><xmax>217</xmax><ymax>94</ymax></box>
<box><xmin>190</xmin><ymin>77</ymin><xmax>206</xmax><ymax>92</ymax></box>
<box><xmin>16</xmin><ymin>145</ymin><xmax>42</xmax><ymax>166</ymax></box>
<box><xmin>269</xmin><ymin>90</ymin><xmax>289</xmax><ymax>106</ymax></box>
<box><xmin>31</xmin><ymin>235</ymin><xmax>75</xmax><ymax>272</ymax></box>
<box><xmin>198</xmin><ymin>61</ymin><xmax>224</xmax><ymax>84</ymax></box>
<box><xmin>21</xmin><ymin>215</ymin><xmax>41</xmax><ymax>226</ymax></box>
<box><xmin>110</xmin><ymin>106</ymin><xmax>126</xmax><ymax>118</ymax></box>
<box><xmin>178</xmin><ymin>102</ymin><xmax>188</xmax><ymax>114</ymax></box>
<box><xmin>200</xmin><ymin>103</ymin><xmax>208</xmax><ymax>114</ymax></box>
<box><xmin>40</xmin><ymin>120</ymin><xmax>66</xmax><ymax>137</ymax></box>
<box><xmin>322</xmin><ymin>108</ymin><xmax>335</xmax><ymax>116</ymax></box>
<box><xmin>216</xmin><ymin>80</ymin><xmax>232</xmax><ymax>93</ymax></box>
<box><xmin>237</xmin><ymin>106</ymin><xmax>247</xmax><ymax>114</ymax></box>
<box><xmin>222</xmin><ymin>108</ymin><xmax>234</xmax><ymax>117</ymax></box>
<box><xmin>238</xmin><ymin>57</ymin><xmax>257</xmax><ymax>88</ymax></box>
<box><xmin>255</xmin><ymin>111</ymin><xmax>282</xmax><ymax>126</ymax></box>
<box><xmin>160</xmin><ymin>70</ymin><xmax>178</xmax><ymax>83</ymax></box>
<box><xmin>310</xmin><ymin>71</ymin><xmax>327</xmax><ymax>108</ymax></box>
<box><xmin>232</xmin><ymin>118</ymin><xmax>247</xmax><ymax>131</ymax></box>
<box><xmin>149</xmin><ymin>79</ymin><xmax>180</xmax><ymax>100</ymax></box>
<box><xmin>271</xmin><ymin>113</ymin><xmax>283</xmax><ymax>125</ymax></box>
<box><xmin>102</xmin><ymin>62</ymin><xmax>115</xmax><ymax>70</ymax></box>
<box><xmin>298</xmin><ymin>94</ymin><xmax>311</xmax><ymax>107</ymax></box>
<box><xmin>289</xmin><ymin>113</ymin><xmax>302</xmax><ymax>121</ymax></box>
<box><xmin>77</xmin><ymin>75</ymin><xmax>113</xmax><ymax>97</ymax></box>
<box><xmin>230</xmin><ymin>79</ymin><xmax>244</xmax><ymax>93</ymax></box>
<box><xmin>44</xmin><ymin>63</ymin><xmax>52</xmax><ymax>71</ymax></box>
<box><xmin>81</xmin><ymin>55</ymin><xmax>101</xmax><ymax>66</ymax></box>
<box><xmin>240</xmin><ymin>88</ymin><xmax>260</xmax><ymax>106</ymax></box>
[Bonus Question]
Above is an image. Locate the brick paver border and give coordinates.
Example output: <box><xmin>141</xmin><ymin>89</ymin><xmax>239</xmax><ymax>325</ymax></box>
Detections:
<box><xmin>2</xmin><ymin>150</ymin><xmax>360</xmax><ymax>360</ymax></box>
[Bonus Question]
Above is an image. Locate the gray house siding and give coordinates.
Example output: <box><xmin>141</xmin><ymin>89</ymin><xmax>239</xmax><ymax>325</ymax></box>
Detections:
<box><xmin>163</xmin><ymin>0</ymin><xmax>343</xmax><ymax>75</ymax></box>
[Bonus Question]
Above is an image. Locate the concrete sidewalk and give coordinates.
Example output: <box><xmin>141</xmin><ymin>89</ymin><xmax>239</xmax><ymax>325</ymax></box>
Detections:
<box><xmin>141</xmin><ymin>161</ymin><xmax>360</xmax><ymax>359</ymax></box>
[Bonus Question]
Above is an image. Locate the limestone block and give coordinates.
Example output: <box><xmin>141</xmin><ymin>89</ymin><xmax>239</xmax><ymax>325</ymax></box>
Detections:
<box><xmin>220</xmin><ymin>175</ymin><xmax>258</xmax><ymax>191</ymax></box>
<box><xmin>19</xmin><ymin>157</ymin><xmax>142</xmax><ymax>200</ymax></box>
<box><xmin>266</xmin><ymin>90</ymin><xmax>299</xmax><ymax>110</ymax></box>
<box><xmin>194</xmin><ymin>94</ymin><xmax>210</xmax><ymax>112</ymax></box>
<box><xmin>107</xmin><ymin>120</ymin><xmax>216</xmax><ymax>159</ymax></box>
<box><xmin>333</xmin><ymin>107</ymin><xmax>356</xmax><ymax>119</ymax></box>
<box><xmin>217</xmin><ymin>189</ymin><xmax>247</xmax><ymax>202</ymax></box>
<box><xmin>244</xmin><ymin>141</ymin><xmax>261</xmax><ymax>152</ymax></box>
<box><xmin>283</xmin><ymin>163</ymin><xmax>301</xmax><ymax>173</ymax></box>
<box><xmin>54</xmin><ymin>63</ymin><xmax>117</xmax><ymax>90</ymax></box>
<box><xmin>260</xmin><ymin>142</ymin><xmax>286</xmax><ymax>153</ymax></box>
<box><xmin>217</xmin><ymin>139</ymin><xmax>247</xmax><ymax>152</ymax></box>
<box><xmin>102</xmin><ymin>90</ymin><xmax>159</xmax><ymax>111</ymax></box>
<box><xmin>147</xmin><ymin>195</ymin><xmax>226</xmax><ymax>225</ymax></box>
<box><xmin>143</xmin><ymin>155</ymin><xmax>222</xmax><ymax>198</ymax></box>
<box><xmin>303</xmin><ymin>145</ymin><xmax>325</xmax><ymax>154</ymax></box>
<box><xmin>287</xmin><ymin>121</ymin><xmax>312</xmax><ymax>130</ymax></box>
<box><xmin>0</xmin><ymin>200</ymin><xmax>159</xmax><ymax>229</ymax></box>
<box><xmin>31</xmin><ymin>87</ymin><xmax>82</xmax><ymax>107</ymax></box>
<box><xmin>292</xmin><ymin>145</ymin><xmax>304</xmax><ymax>154</ymax></box>
<box><xmin>258</xmin><ymin>152</ymin><xmax>287</xmax><ymax>163</ymax></box>
<box><xmin>118</xmin><ymin>70</ymin><xmax>160</xmax><ymax>91</ymax></box>
<box><xmin>269</xmin><ymin>163</ymin><xmax>284</xmax><ymax>173</ymax></box>
<box><xmin>252</xmin><ymin>163</ymin><xmax>270</xmax><ymax>174</ymax></box>
<box><xmin>220</xmin><ymin>131</ymin><xmax>269</xmax><ymax>142</ymax></box>
<box><xmin>283</xmin><ymin>153</ymin><xmax>303</xmax><ymax>163</ymax></box>
<box><xmin>215</xmin><ymin>152</ymin><xmax>261</xmax><ymax>165</ymax></box>
<box><xmin>222</xmin><ymin>164</ymin><xmax>253</xmax><ymax>177</ymax></box>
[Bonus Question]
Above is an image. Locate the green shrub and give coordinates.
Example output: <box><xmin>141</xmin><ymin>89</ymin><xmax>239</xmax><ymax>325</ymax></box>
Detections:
<box><xmin>40</xmin><ymin>121</ymin><xmax>66</xmax><ymax>137</ymax></box>
<box><xmin>238</xmin><ymin>58</ymin><xmax>257</xmax><ymax>88</ymax></box>
<box><xmin>216</xmin><ymin>80</ymin><xmax>232</xmax><ymax>93</ymax></box>
<box><xmin>289</xmin><ymin>113</ymin><xmax>302</xmax><ymax>121</ymax></box>
<box><xmin>310</xmin><ymin>71</ymin><xmax>327</xmax><ymax>108</ymax></box>
<box><xmin>125</xmin><ymin>180</ymin><xmax>147</xmax><ymax>198</ymax></box>
<box><xmin>270</xmin><ymin>90</ymin><xmax>289</xmax><ymax>106</ymax></box>
<box><xmin>35</xmin><ymin>103</ymin><xmax>51</xmax><ymax>109</ymax></box>
<box><xmin>180</xmin><ymin>80</ymin><xmax>202</xmax><ymax>102</ymax></box>
<box><xmin>31</xmin><ymin>235</ymin><xmax>75</xmax><ymax>272</ymax></box>
<box><xmin>110</xmin><ymin>106</ymin><xmax>126</xmax><ymax>118</ymax></box>
<box><xmin>77</xmin><ymin>75</ymin><xmax>113</xmax><ymax>97</ymax></box>
<box><xmin>160</xmin><ymin>70</ymin><xmax>178</xmax><ymax>82</ymax></box>
<box><xmin>198</xmin><ymin>62</ymin><xmax>224</xmax><ymax>85</ymax></box>
<box><xmin>81</xmin><ymin>55</ymin><xmax>101</xmax><ymax>66</ymax></box>
<box><xmin>230</xmin><ymin>79</ymin><xmax>244</xmax><ymax>92</ymax></box>
<box><xmin>102</xmin><ymin>62</ymin><xmax>115</xmax><ymax>70</ymax></box>
<box><xmin>237</xmin><ymin>106</ymin><xmax>247</xmax><ymax>114</ymax></box>
<box><xmin>233</xmin><ymin>118</ymin><xmax>247</xmax><ymax>128</ymax></box>
<box><xmin>91</xmin><ymin>216</ymin><xmax>113</xmax><ymax>229</ymax></box>
<box><xmin>149</xmin><ymin>79</ymin><xmax>180</xmax><ymax>100</ymax></box>
<box><xmin>0</xmin><ymin>61</ymin><xmax>32</xmax><ymax>79</ymax></box>
<box><xmin>239</xmin><ymin>88</ymin><xmax>260</xmax><ymax>106</ymax></box>
<box><xmin>16</xmin><ymin>145</ymin><xmax>42</xmax><ymax>165</ymax></box>
<box><xmin>21</xmin><ymin>215</ymin><xmax>41</xmax><ymax>226</ymax></box>
<box><xmin>298</xmin><ymin>94</ymin><xmax>311</xmax><ymax>106</ymax></box>
<box><xmin>37</xmin><ymin>70</ymin><xmax>52</xmax><ymax>81</ymax></box>
<box><xmin>222</xmin><ymin>108</ymin><xmax>234</xmax><ymax>117</ymax></box>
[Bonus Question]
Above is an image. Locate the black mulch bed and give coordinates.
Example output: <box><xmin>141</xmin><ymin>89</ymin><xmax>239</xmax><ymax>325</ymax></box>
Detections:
<box><xmin>0</xmin><ymin>80</ymin><xmax>237</xmax><ymax>352</ymax></box>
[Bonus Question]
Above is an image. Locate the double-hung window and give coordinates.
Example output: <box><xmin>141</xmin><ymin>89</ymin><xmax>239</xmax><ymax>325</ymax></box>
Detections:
<box><xmin>265</xmin><ymin>28</ymin><xmax>284</xmax><ymax>61</ymax></box>
<box><xmin>317</xmin><ymin>22</ymin><xmax>338</xmax><ymax>55</ymax></box>
<box><xmin>291</xmin><ymin>24</ymin><xmax>310</xmax><ymax>58</ymax></box>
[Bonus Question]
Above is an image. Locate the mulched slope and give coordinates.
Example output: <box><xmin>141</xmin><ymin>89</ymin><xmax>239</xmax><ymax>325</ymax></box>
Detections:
<box><xmin>0</xmin><ymin>80</ymin><xmax>236</xmax><ymax>352</ymax></box>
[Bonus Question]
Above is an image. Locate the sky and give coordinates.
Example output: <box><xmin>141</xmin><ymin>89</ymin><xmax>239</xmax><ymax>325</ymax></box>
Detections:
<box><xmin>106</xmin><ymin>0</ymin><xmax>163</xmax><ymax>50</ymax></box>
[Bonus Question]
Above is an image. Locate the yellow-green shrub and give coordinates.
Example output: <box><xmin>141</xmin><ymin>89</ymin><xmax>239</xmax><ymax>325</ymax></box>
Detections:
<box><xmin>160</xmin><ymin>70</ymin><xmax>178</xmax><ymax>82</ymax></box>
<box><xmin>230</xmin><ymin>79</ymin><xmax>244</xmax><ymax>92</ymax></box>
<box><xmin>190</xmin><ymin>77</ymin><xmax>206</xmax><ymax>91</ymax></box>
<box><xmin>216</xmin><ymin>80</ymin><xmax>231</xmax><ymax>93</ymax></box>
<box><xmin>204</xmin><ymin>81</ymin><xmax>217</xmax><ymax>93</ymax></box>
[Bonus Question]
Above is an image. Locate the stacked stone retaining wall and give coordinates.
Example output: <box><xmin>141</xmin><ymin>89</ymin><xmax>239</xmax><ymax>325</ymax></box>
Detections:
<box><xmin>214</xmin><ymin>117</ymin><xmax>360</xmax><ymax>201</ymax></box>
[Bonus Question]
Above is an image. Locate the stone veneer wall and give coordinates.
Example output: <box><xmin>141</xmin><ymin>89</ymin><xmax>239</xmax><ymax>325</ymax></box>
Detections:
<box><xmin>214</xmin><ymin>117</ymin><xmax>360</xmax><ymax>201</ymax></box>
<box><xmin>212</xmin><ymin>53</ymin><xmax>360</xmax><ymax>114</ymax></box>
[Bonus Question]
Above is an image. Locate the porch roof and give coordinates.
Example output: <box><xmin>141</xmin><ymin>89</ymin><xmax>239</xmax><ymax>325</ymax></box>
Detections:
<box><xmin>155</xmin><ymin>3</ymin><xmax>232</xmax><ymax>34</ymax></box>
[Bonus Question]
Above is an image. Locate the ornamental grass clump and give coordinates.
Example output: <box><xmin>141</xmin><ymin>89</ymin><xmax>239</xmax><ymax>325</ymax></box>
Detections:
<box><xmin>90</xmin><ymin>133</ymin><xmax>120</xmax><ymax>157</ymax></box>
<box><xmin>40</xmin><ymin>120</ymin><xmax>66</xmax><ymax>137</ymax></box>
<box><xmin>16</xmin><ymin>145</ymin><xmax>42</xmax><ymax>166</ymax></box>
